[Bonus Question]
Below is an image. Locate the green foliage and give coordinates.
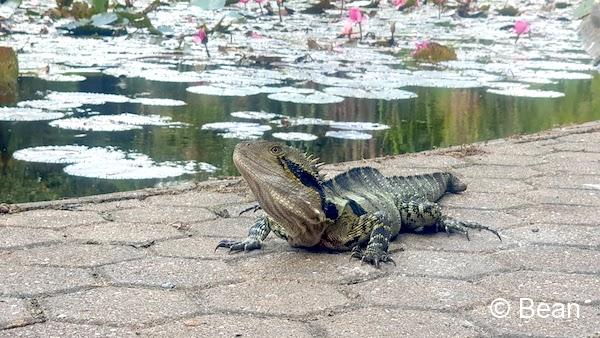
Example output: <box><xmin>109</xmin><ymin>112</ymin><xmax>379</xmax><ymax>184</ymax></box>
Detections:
<box><xmin>497</xmin><ymin>5</ymin><xmax>519</xmax><ymax>16</ymax></box>
<box><xmin>0</xmin><ymin>47</ymin><xmax>18</xmax><ymax>103</ymax></box>
<box><xmin>412</xmin><ymin>42</ymin><xmax>457</xmax><ymax>62</ymax></box>
<box><xmin>91</xmin><ymin>0</ymin><xmax>109</xmax><ymax>13</ymax></box>
<box><xmin>574</xmin><ymin>0</ymin><xmax>596</xmax><ymax>18</ymax></box>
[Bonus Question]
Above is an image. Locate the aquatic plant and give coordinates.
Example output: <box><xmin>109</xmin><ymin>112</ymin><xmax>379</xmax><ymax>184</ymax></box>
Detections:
<box><xmin>348</xmin><ymin>7</ymin><xmax>365</xmax><ymax>40</ymax></box>
<box><xmin>411</xmin><ymin>41</ymin><xmax>457</xmax><ymax>62</ymax></box>
<box><xmin>193</xmin><ymin>25</ymin><xmax>210</xmax><ymax>58</ymax></box>
<box><xmin>255</xmin><ymin>0</ymin><xmax>265</xmax><ymax>14</ymax></box>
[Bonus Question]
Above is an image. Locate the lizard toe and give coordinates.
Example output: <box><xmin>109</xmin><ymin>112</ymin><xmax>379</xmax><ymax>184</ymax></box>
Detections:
<box><xmin>354</xmin><ymin>248</ymin><xmax>395</xmax><ymax>268</ymax></box>
<box><xmin>215</xmin><ymin>239</ymin><xmax>262</xmax><ymax>253</ymax></box>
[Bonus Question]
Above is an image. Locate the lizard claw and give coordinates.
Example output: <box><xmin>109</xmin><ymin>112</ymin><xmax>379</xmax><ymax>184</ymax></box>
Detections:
<box><xmin>348</xmin><ymin>247</ymin><xmax>395</xmax><ymax>268</ymax></box>
<box><xmin>438</xmin><ymin>217</ymin><xmax>501</xmax><ymax>242</ymax></box>
<box><xmin>215</xmin><ymin>239</ymin><xmax>262</xmax><ymax>253</ymax></box>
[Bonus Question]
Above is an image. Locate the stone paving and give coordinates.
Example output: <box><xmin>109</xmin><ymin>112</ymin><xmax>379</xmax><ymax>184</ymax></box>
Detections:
<box><xmin>1</xmin><ymin>121</ymin><xmax>600</xmax><ymax>337</ymax></box>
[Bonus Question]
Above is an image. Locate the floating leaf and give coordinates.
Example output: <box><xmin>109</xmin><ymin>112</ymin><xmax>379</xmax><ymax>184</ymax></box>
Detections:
<box><xmin>330</xmin><ymin>121</ymin><xmax>390</xmax><ymax>131</ymax></box>
<box><xmin>190</xmin><ymin>0</ymin><xmax>226</xmax><ymax>10</ymax></box>
<box><xmin>0</xmin><ymin>107</ymin><xmax>65</xmax><ymax>121</ymax></box>
<box><xmin>267</xmin><ymin>91</ymin><xmax>344</xmax><ymax>104</ymax></box>
<box><xmin>271</xmin><ymin>132</ymin><xmax>318</xmax><ymax>141</ymax></box>
<box><xmin>487</xmin><ymin>88</ymin><xmax>565</xmax><ymax>98</ymax></box>
<box><xmin>49</xmin><ymin>113</ymin><xmax>185</xmax><ymax>132</ymax></box>
<box><xmin>325</xmin><ymin>130</ymin><xmax>372</xmax><ymax>140</ymax></box>
<box><xmin>13</xmin><ymin>145</ymin><xmax>124</xmax><ymax>164</ymax></box>
<box><xmin>39</xmin><ymin>74</ymin><xmax>86</xmax><ymax>82</ymax></box>
<box><xmin>187</xmin><ymin>85</ymin><xmax>263</xmax><ymax>97</ymax></box>
<box><xmin>46</xmin><ymin>91</ymin><xmax>130</xmax><ymax>105</ymax></box>
<box><xmin>201</xmin><ymin>122</ymin><xmax>271</xmax><ymax>139</ymax></box>
<box><xmin>130</xmin><ymin>98</ymin><xmax>187</xmax><ymax>106</ymax></box>
<box><xmin>230</xmin><ymin>111</ymin><xmax>282</xmax><ymax>120</ymax></box>
<box><xmin>13</xmin><ymin>145</ymin><xmax>217</xmax><ymax>179</ymax></box>
<box><xmin>323</xmin><ymin>87</ymin><xmax>417</xmax><ymax>101</ymax></box>
<box><xmin>17</xmin><ymin>100</ymin><xmax>82</xmax><ymax>111</ymax></box>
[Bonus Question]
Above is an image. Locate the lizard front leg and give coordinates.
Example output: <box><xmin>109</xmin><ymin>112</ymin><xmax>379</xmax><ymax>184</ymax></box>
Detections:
<box><xmin>349</xmin><ymin>212</ymin><xmax>397</xmax><ymax>268</ymax></box>
<box><xmin>216</xmin><ymin>215</ymin><xmax>275</xmax><ymax>253</ymax></box>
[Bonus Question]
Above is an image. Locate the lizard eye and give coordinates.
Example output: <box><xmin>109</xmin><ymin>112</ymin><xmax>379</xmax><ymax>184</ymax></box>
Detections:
<box><xmin>270</xmin><ymin>145</ymin><xmax>283</xmax><ymax>155</ymax></box>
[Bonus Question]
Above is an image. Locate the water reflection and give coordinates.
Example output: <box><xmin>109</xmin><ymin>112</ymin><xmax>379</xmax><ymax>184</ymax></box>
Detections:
<box><xmin>1</xmin><ymin>73</ymin><xmax>599</xmax><ymax>203</ymax></box>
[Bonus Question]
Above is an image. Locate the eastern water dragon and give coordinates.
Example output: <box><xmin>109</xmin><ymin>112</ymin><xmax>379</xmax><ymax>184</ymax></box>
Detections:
<box><xmin>216</xmin><ymin>141</ymin><xmax>500</xmax><ymax>267</ymax></box>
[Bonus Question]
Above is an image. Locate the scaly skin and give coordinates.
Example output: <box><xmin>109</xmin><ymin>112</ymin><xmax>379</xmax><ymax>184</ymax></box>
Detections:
<box><xmin>216</xmin><ymin>141</ymin><xmax>500</xmax><ymax>267</ymax></box>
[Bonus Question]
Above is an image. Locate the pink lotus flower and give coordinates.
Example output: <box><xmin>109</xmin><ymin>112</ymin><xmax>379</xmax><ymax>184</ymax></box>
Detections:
<box><xmin>411</xmin><ymin>40</ymin><xmax>430</xmax><ymax>56</ymax></box>
<box><xmin>348</xmin><ymin>7</ymin><xmax>364</xmax><ymax>23</ymax></box>
<box><xmin>239</xmin><ymin>0</ymin><xmax>249</xmax><ymax>3</ymax></box>
<box><xmin>192</xmin><ymin>28</ymin><xmax>207</xmax><ymax>44</ymax></box>
<box><xmin>514</xmin><ymin>20</ymin><xmax>530</xmax><ymax>43</ymax></box>
<box><xmin>394</xmin><ymin>0</ymin><xmax>406</xmax><ymax>9</ymax></box>
<box><xmin>514</xmin><ymin>20</ymin><xmax>530</xmax><ymax>35</ymax></box>
<box><xmin>193</xmin><ymin>26</ymin><xmax>210</xmax><ymax>58</ymax></box>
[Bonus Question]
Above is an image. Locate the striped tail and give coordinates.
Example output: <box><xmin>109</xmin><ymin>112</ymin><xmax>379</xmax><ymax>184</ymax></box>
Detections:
<box><xmin>387</xmin><ymin>172</ymin><xmax>466</xmax><ymax>202</ymax></box>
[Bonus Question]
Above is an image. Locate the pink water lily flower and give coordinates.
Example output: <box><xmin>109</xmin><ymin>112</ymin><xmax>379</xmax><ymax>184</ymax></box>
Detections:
<box><xmin>193</xmin><ymin>26</ymin><xmax>210</xmax><ymax>58</ymax></box>
<box><xmin>394</xmin><ymin>0</ymin><xmax>406</xmax><ymax>9</ymax></box>
<box><xmin>514</xmin><ymin>20</ymin><xmax>530</xmax><ymax>43</ymax></box>
<box><xmin>346</xmin><ymin>7</ymin><xmax>366</xmax><ymax>40</ymax></box>
<box><xmin>411</xmin><ymin>40</ymin><xmax>430</xmax><ymax>56</ymax></box>
<box><xmin>349</xmin><ymin>7</ymin><xmax>364</xmax><ymax>22</ymax></box>
<box><xmin>192</xmin><ymin>29</ymin><xmax>207</xmax><ymax>44</ymax></box>
<box><xmin>514</xmin><ymin>20</ymin><xmax>530</xmax><ymax>35</ymax></box>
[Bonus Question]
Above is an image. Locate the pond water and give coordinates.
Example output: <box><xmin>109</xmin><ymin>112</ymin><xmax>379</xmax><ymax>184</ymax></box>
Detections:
<box><xmin>1</xmin><ymin>0</ymin><xmax>599</xmax><ymax>203</ymax></box>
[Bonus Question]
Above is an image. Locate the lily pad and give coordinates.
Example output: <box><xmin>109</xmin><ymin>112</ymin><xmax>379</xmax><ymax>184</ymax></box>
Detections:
<box><xmin>0</xmin><ymin>107</ymin><xmax>65</xmax><ymax>121</ymax></box>
<box><xmin>13</xmin><ymin>145</ymin><xmax>217</xmax><ymax>180</ymax></box>
<box><xmin>63</xmin><ymin>157</ymin><xmax>197</xmax><ymax>179</ymax></box>
<box><xmin>323</xmin><ymin>87</ymin><xmax>418</xmax><ymax>101</ymax></box>
<box><xmin>190</xmin><ymin>0</ymin><xmax>225</xmax><ymax>10</ymax></box>
<box><xmin>17</xmin><ymin>100</ymin><xmax>82</xmax><ymax>111</ymax></box>
<box><xmin>45</xmin><ymin>91</ymin><xmax>130</xmax><ymax>105</ymax></box>
<box><xmin>231</xmin><ymin>111</ymin><xmax>282</xmax><ymax>120</ymax></box>
<box><xmin>267</xmin><ymin>91</ymin><xmax>345</xmax><ymax>104</ymax></box>
<box><xmin>271</xmin><ymin>132</ymin><xmax>319</xmax><ymax>141</ymax></box>
<box><xmin>40</xmin><ymin>74</ymin><xmax>87</xmax><ymax>82</ymax></box>
<box><xmin>201</xmin><ymin>122</ymin><xmax>271</xmax><ymax>139</ymax></box>
<box><xmin>130</xmin><ymin>98</ymin><xmax>187</xmax><ymax>106</ymax></box>
<box><xmin>13</xmin><ymin>145</ymin><xmax>125</xmax><ymax>164</ymax></box>
<box><xmin>325</xmin><ymin>130</ymin><xmax>373</xmax><ymax>140</ymax></box>
<box><xmin>49</xmin><ymin>113</ymin><xmax>185</xmax><ymax>132</ymax></box>
<box><xmin>487</xmin><ymin>88</ymin><xmax>565</xmax><ymax>98</ymax></box>
<box><xmin>330</xmin><ymin>121</ymin><xmax>390</xmax><ymax>131</ymax></box>
<box><xmin>187</xmin><ymin>85</ymin><xmax>263</xmax><ymax>97</ymax></box>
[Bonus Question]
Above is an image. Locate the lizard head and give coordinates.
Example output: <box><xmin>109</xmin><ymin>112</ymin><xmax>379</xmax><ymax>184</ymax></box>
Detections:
<box><xmin>233</xmin><ymin>141</ymin><xmax>328</xmax><ymax>246</ymax></box>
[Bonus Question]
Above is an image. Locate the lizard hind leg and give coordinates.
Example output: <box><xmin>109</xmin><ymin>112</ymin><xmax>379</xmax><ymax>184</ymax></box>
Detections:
<box><xmin>437</xmin><ymin>216</ymin><xmax>502</xmax><ymax>241</ymax></box>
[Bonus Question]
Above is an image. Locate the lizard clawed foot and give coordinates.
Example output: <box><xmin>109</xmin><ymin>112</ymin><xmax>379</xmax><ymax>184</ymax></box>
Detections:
<box><xmin>438</xmin><ymin>217</ymin><xmax>502</xmax><ymax>241</ymax></box>
<box><xmin>349</xmin><ymin>246</ymin><xmax>396</xmax><ymax>268</ymax></box>
<box><xmin>214</xmin><ymin>239</ymin><xmax>262</xmax><ymax>253</ymax></box>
